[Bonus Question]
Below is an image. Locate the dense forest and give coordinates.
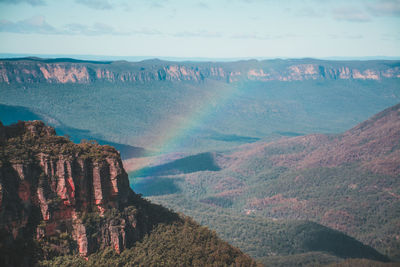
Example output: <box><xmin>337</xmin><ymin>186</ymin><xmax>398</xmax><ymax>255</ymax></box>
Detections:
<box><xmin>1</xmin><ymin>78</ymin><xmax>399</xmax><ymax>153</ymax></box>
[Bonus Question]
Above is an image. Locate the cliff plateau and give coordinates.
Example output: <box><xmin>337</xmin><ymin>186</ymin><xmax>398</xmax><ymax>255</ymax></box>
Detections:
<box><xmin>0</xmin><ymin>120</ymin><xmax>146</xmax><ymax>261</ymax></box>
<box><xmin>0</xmin><ymin>58</ymin><xmax>399</xmax><ymax>84</ymax></box>
<box><xmin>0</xmin><ymin>121</ymin><xmax>256</xmax><ymax>266</ymax></box>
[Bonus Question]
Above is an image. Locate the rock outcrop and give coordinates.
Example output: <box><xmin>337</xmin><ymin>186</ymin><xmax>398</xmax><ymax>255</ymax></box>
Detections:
<box><xmin>0</xmin><ymin>58</ymin><xmax>399</xmax><ymax>84</ymax></box>
<box><xmin>0</xmin><ymin>121</ymin><xmax>164</xmax><ymax>264</ymax></box>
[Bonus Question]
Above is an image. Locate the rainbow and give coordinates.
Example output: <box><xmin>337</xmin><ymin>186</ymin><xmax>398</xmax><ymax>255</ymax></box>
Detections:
<box><xmin>128</xmin><ymin>82</ymin><xmax>240</xmax><ymax>180</ymax></box>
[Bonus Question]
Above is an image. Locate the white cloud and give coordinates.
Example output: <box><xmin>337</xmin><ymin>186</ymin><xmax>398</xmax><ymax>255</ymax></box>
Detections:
<box><xmin>74</xmin><ymin>0</ymin><xmax>113</xmax><ymax>10</ymax></box>
<box><xmin>0</xmin><ymin>0</ymin><xmax>45</xmax><ymax>6</ymax></box>
<box><xmin>0</xmin><ymin>16</ymin><xmax>58</xmax><ymax>34</ymax></box>
<box><xmin>367</xmin><ymin>0</ymin><xmax>400</xmax><ymax>17</ymax></box>
<box><xmin>64</xmin><ymin>22</ymin><xmax>123</xmax><ymax>35</ymax></box>
<box><xmin>172</xmin><ymin>30</ymin><xmax>222</xmax><ymax>38</ymax></box>
<box><xmin>332</xmin><ymin>7</ymin><xmax>371</xmax><ymax>22</ymax></box>
<box><xmin>0</xmin><ymin>16</ymin><xmax>165</xmax><ymax>36</ymax></box>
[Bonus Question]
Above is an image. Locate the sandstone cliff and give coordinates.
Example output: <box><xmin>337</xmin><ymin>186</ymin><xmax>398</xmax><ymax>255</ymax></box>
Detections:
<box><xmin>0</xmin><ymin>121</ymin><xmax>177</xmax><ymax>265</ymax></box>
<box><xmin>0</xmin><ymin>58</ymin><xmax>399</xmax><ymax>84</ymax></box>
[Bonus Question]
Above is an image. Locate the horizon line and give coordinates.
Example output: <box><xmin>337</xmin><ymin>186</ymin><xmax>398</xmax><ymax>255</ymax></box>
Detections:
<box><xmin>1</xmin><ymin>53</ymin><xmax>400</xmax><ymax>63</ymax></box>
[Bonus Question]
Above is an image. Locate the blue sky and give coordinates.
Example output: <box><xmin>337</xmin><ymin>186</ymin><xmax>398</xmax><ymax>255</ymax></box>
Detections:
<box><xmin>0</xmin><ymin>0</ymin><xmax>399</xmax><ymax>58</ymax></box>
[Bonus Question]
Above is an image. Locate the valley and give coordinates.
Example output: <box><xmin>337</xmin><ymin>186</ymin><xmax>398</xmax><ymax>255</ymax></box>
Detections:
<box><xmin>1</xmin><ymin>57</ymin><xmax>399</xmax><ymax>266</ymax></box>
<box><xmin>132</xmin><ymin>103</ymin><xmax>400</xmax><ymax>265</ymax></box>
<box><xmin>1</xmin><ymin>58</ymin><xmax>399</xmax><ymax>155</ymax></box>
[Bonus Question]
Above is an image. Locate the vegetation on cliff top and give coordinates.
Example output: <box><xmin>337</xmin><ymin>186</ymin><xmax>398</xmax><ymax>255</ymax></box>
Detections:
<box><xmin>39</xmin><ymin>216</ymin><xmax>259</xmax><ymax>267</ymax></box>
<box><xmin>1</xmin><ymin>120</ymin><xmax>119</xmax><ymax>164</ymax></box>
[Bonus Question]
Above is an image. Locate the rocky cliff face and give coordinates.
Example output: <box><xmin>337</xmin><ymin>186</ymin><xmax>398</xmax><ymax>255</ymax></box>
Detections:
<box><xmin>0</xmin><ymin>121</ymin><xmax>166</xmax><ymax>264</ymax></box>
<box><xmin>0</xmin><ymin>58</ymin><xmax>399</xmax><ymax>84</ymax></box>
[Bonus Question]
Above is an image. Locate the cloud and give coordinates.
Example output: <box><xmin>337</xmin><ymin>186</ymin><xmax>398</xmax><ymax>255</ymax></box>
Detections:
<box><xmin>332</xmin><ymin>7</ymin><xmax>371</xmax><ymax>22</ymax></box>
<box><xmin>74</xmin><ymin>0</ymin><xmax>113</xmax><ymax>10</ymax></box>
<box><xmin>329</xmin><ymin>33</ymin><xmax>364</xmax><ymax>39</ymax></box>
<box><xmin>231</xmin><ymin>33</ymin><xmax>272</xmax><ymax>40</ymax></box>
<box><xmin>295</xmin><ymin>6</ymin><xmax>324</xmax><ymax>17</ymax></box>
<box><xmin>196</xmin><ymin>2</ymin><xmax>209</xmax><ymax>9</ymax></box>
<box><xmin>283</xmin><ymin>1</ymin><xmax>400</xmax><ymax>22</ymax></box>
<box><xmin>147</xmin><ymin>0</ymin><xmax>166</xmax><ymax>8</ymax></box>
<box><xmin>366</xmin><ymin>0</ymin><xmax>400</xmax><ymax>17</ymax></box>
<box><xmin>0</xmin><ymin>16</ymin><xmax>58</xmax><ymax>34</ymax></box>
<box><xmin>345</xmin><ymin>33</ymin><xmax>363</xmax><ymax>39</ymax></box>
<box><xmin>0</xmin><ymin>15</ymin><xmax>163</xmax><ymax>36</ymax></box>
<box><xmin>64</xmin><ymin>22</ymin><xmax>123</xmax><ymax>35</ymax></box>
<box><xmin>0</xmin><ymin>16</ymin><xmax>121</xmax><ymax>35</ymax></box>
<box><xmin>230</xmin><ymin>32</ymin><xmax>297</xmax><ymax>40</ymax></box>
<box><xmin>133</xmin><ymin>28</ymin><xmax>162</xmax><ymax>35</ymax></box>
<box><xmin>172</xmin><ymin>30</ymin><xmax>222</xmax><ymax>38</ymax></box>
<box><xmin>64</xmin><ymin>23</ymin><xmax>162</xmax><ymax>36</ymax></box>
<box><xmin>331</xmin><ymin>1</ymin><xmax>400</xmax><ymax>22</ymax></box>
<box><xmin>0</xmin><ymin>0</ymin><xmax>45</xmax><ymax>6</ymax></box>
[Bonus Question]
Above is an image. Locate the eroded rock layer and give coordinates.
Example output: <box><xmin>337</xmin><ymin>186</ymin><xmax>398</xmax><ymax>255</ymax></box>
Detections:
<box><xmin>0</xmin><ymin>58</ymin><xmax>399</xmax><ymax>84</ymax></box>
<box><xmin>0</xmin><ymin>121</ymin><xmax>154</xmax><ymax>261</ymax></box>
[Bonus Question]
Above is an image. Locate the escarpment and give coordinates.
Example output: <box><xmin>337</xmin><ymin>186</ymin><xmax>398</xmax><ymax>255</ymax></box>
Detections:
<box><xmin>0</xmin><ymin>121</ymin><xmax>177</xmax><ymax>264</ymax></box>
<box><xmin>0</xmin><ymin>58</ymin><xmax>399</xmax><ymax>84</ymax></box>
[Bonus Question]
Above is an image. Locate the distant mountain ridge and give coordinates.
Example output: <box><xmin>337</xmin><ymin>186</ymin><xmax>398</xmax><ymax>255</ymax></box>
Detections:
<box><xmin>0</xmin><ymin>57</ymin><xmax>399</xmax><ymax>84</ymax></box>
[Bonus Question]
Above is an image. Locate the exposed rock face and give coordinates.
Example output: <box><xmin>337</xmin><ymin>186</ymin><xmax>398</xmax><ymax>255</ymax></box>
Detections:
<box><xmin>0</xmin><ymin>121</ymin><xmax>149</xmax><ymax>262</ymax></box>
<box><xmin>0</xmin><ymin>58</ymin><xmax>399</xmax><ymax>84</ymax></box>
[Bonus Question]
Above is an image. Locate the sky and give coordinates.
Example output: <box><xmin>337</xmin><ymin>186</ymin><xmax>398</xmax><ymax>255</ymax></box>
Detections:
<box><xmin>0</xmin><ymin>0</ymin><xmax>399</xmax><ymax>59</ymax></box>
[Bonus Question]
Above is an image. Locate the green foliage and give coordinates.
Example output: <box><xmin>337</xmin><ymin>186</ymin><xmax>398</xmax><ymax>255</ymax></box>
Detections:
<box><xmin>135</xmin><ymin>153</ymin><xmax>400</xmax><ymax>263</ymax></box>
<box><xmin>38</xmin><ymin>255</ymin><xmax>87</xmax><ymax>267</ymax></box>
<box><xmin>148</xmin><ymin>193</ymin><xmax>392</xmax><ymax>266</ymax></box>
<box><xmin>259</xmin><ymin>252</ymin><xmax>340</xmax><ymax>267</ymax></box>
<box><xmin>38</xmin><ymin>217</ymin><xmax>259</xmax><ymax>267</ymax></box>
<box><xmin>38</xmin><ymin>230</ymin><xmax>77</xmax><ymax>259</ymax></box>
<box><xmin>1</xmin><ymin>121</ymin><xmax>119</xmax><ymax>165</ymax></box>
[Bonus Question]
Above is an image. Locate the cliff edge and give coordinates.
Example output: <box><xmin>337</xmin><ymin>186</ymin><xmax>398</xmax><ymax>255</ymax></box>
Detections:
<box><xmin>0</xmin><ymin>121</ymin><xmax>162</xmax><ymax>264</ymax></box>
<box><xmin>0</xmin><ymin>120</ymin><xmax>257</xmax><ymax>267</ymax></box>
<box><xmin>1</xmin><ymin>58</ymin><xmax>399</xmax><ymax>84</ymax></box>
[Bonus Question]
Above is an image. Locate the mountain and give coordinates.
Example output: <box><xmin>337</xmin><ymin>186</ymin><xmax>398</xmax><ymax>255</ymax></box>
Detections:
<box><xmin>0</xmin><ymin>121</ymin><xmax>257</xmax><ymax>266</ymax></box>
<box><xmin>1</xmin><ymin>57</ymin><xmax>399</xmax><ymax>84</ymax></box>
<box><xmin>131</xmin><ymin>103</ymin><xmax>400</xmax><ymax>264</ymax></box>
<box><xmin>1</xmin><ymin>58</ymin><xmax>399</xmax><ymax>154</ymax></box>
<box><xmin>222</xmin><ymin>102</ymin><xmax>400</xmax><ymax>176</ymax></box>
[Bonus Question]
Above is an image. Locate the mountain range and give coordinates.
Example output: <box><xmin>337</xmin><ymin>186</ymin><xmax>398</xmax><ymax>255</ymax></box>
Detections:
<box><xmin>1</xmin><ymin>57</ymin><xmax>399</xmax><ymax>84</ymax></box>
<box><xmin>0</xmin><ymin>57</ymin><xmax>399</xmax><ymax>266</ymax></box>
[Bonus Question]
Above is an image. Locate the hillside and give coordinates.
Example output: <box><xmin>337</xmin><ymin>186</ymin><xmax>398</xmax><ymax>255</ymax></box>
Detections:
<box><xmin>130</xmin><ymin>103</ymin><xmax>400</xmax><ymax>264</ymax></box>
<box><xmin>1</xmin><ymin>58</ymin><xmax>399</xmax><ymax>154</ymax></box>
<box><xmin>223</xmin><ymin>102</ymin><xmax>400</xmax><ymax>175</ymax></box>
<box><xmin>0</xmin><ymin>121</ymin><xmax>257</xmax><ymax>266</ymax></box>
